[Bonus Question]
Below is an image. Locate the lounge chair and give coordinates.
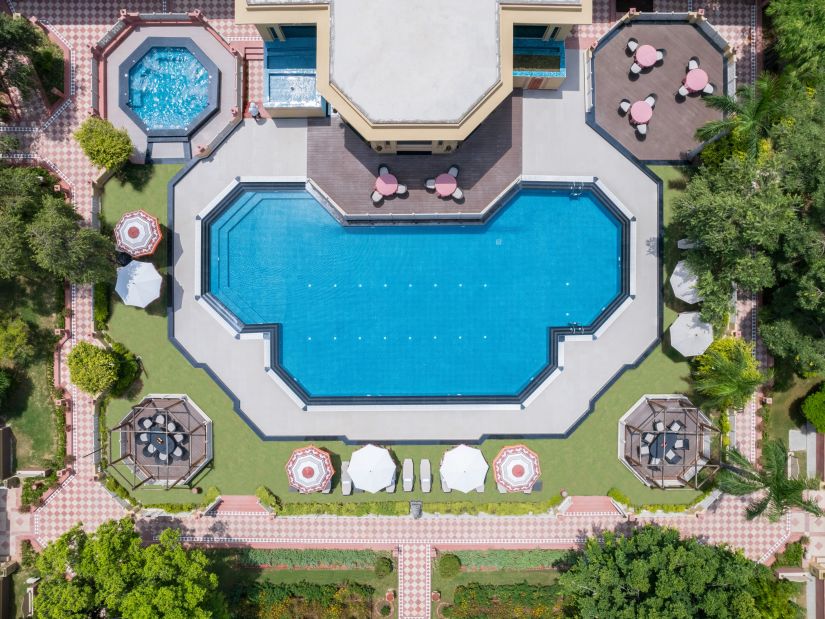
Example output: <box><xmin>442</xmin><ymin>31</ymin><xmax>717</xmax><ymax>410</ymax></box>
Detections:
<box><xmin>420</xmin><ymin>459</ymin><xmax>431</xmax><ymax>493</ymax></box>
<box><xmin>448</xmin><ymin>165</ymin><xmax>459</xmax><ymax>178</ymax></box>
<box><xmin>644</xmin><ymin>94</ymin><xmax>657</xmax><ymax>108</ymax></box>
<box><xmin>396</xmin><ymin>184</ymin><xmax>407</xmax><ymax>196</ymax></box>
<box><xmin>656</xmin><ymin>49</ymin><xmax>665</xmax><ymax>62</ymax></box>
<box><xmin>688</xmin><ymin>57</ymin><xmax>700</xmax><ymax>71</ymax></box>
<box><xmin>425</xmin><ymin>178</ymin><xmax>436</xmax><ymax>191</ymax></box>
<box><xmin>678</xmin><ymin>85</ymin><xmax>689</xmax><ymax>97</ymax></box>
<box><xmin>371</xmin><ymin>190</ymin><xmax>383</xmax><ymax>204</ymax></box>
<box><xmin>475</xmin><ymin>484</ymin><xmax>484</xmax><ymax>493</ymax></box>
<box><xmin>497</xmin><ymin>483</ymin><xmax>507</xmax><ymax>493</ymax></box>
<box><xmin>630</xmin><ymin>62</ymin><xmax>642</xmax><ymax>75</ymax></box>
<box><xmin>702</xmin><ymin>83</ymin><xmax>714</xmax><ymax>95</ymax></box>
<box><xmin>669</xmin><ymin>420</ymin><xmax>683</xmax><ymax>432</ymax></box>
<box><xmin>636</xmin><ymin>123</ymin><xmax>648</xmax><ymax>136</ymax></box>
<box><xmin>626</xmin><ymin>38</ymin><xmax>639</xmax><ymax>53</ymax></box>
<box><xmin>640</xmin><ymin>444</ymin><xmax>650</xmax><ymax>457</ymax></box>
<box><xmin>378</xmin><ymin>165</ymin><xmax>389</xmax><ymax>176</ymax></box>
<box><xmin>441</xmin><ymin>473</ymin><xmax>451</xmax><ymax>493</ymax></box>
<box><xmin>403</xmin><ymin>458</ymin><xmax>414</xmax><ymax>492</ymax></box>
<box><xmin>322</xmin><ymin>480</ymin><xmax>331</xmax><ymax>494</ymax></box>
<box><xmin>341</xmin><ymin>460</ymin><xmax>352</xmax><ymax>496</ymax></box>
<box><xmin>385</xmin><ymin>476</ymin><xmax>396</xmax><ymax>493</ymax></box>
<box><xmin>451</xmin><ymin>187</ymin><xmax>463</xmax><ymax>200</ymax></box>
<box><xmin>619</xmin><ymin>99</ymin><xmax>631</xmax><ymax>114</ymax></box>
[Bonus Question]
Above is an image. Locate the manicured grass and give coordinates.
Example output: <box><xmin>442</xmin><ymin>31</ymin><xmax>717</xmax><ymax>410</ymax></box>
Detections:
<box><xmin>765</xmin><ymin>375</ymin><xmax>823</xmax><ymax>444</ymax></box>
<box><xmin>432</xmin><ymin>568</ymin><xmax>558</xmax><ymax>606</ymax></box>
<box><xmin>100</xmin><ymin>164</ymin><xmax>698</xmax><ymax>507</ymax></box>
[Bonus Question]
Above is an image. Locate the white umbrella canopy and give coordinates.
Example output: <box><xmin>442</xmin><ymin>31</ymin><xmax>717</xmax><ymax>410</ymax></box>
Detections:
<box><xmin>670</xmin><ymin>311</ymin><xmax>714</xmax><ymax>357</ymax></box>
<box><xmin>115</xmin><ymin>261</ymin><xmax>162</xmax><ymax>308</ymax></box>
<box><xmin>348</xmin><ymin>444</ymin><xmax>396</xmax><ymax>493</ymax></box>
<box><xmin>670</xmin><ymin>260</ymin><xmax>703</xmax><ymax>304</ymax></box>
<box><xmin>440</xmin><ymin>444</ymin><xmax>489</xmax><ymax>493</ymax></box>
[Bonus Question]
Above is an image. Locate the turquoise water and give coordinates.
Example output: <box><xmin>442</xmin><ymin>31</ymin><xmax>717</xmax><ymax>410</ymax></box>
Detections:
<box><xmin>208</xmin><ymin>188</ymin><xmax>623</xmax><ymax>398</ymax></box>
<box><xmin>128</xmin><ymin>47</ymin><xmax>210</xmax><ymax>131</ymax></box>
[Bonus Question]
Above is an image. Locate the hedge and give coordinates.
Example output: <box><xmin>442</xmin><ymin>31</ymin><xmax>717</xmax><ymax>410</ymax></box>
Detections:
<box><xmin>451</xmin><ymin>550</ymin><xmax>564</xmax><ymax>570</ymax></box>
<box><xmin>424</xmin><ymin>495</ymin><xmax>563</xmax><ymax>516</ymax></box>
<box><xmin>607</xmin><ymin>488</ymin><xmax>709</xmax><ymax>513</ymax></box>
<box><xmin>774</xmin><ymin>539</ymin><xmax>807</xmax><ymax>567</ymax></box>
<box><xmin>279</xmin><ymin>500</ymin><xmax>410</xmax><ymax>517</ymax></box>
<box><xmin>93</xmin><ymin>283</ymin><xmax>111</xmax><ymax>331</ymax></box>
<box><xmin>229</xmin><ymin>580</ymin><xmax>375</xmax><ymax>616</ymax></box>
<box><xmin>233</xmin><ymin>548</ymin><xmax>385</xmax><ymax>569</ymax></box>
<box><xmin>444</xmin><ymin>581</ymin><xmax>561</xmax><ymax>617</ymax></box>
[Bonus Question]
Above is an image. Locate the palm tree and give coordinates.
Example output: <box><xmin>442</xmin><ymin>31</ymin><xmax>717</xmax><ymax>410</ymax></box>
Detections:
<box><xmin>695</xmin><ymin>73</ymin><xmax>788</xmax><ymax>156</ymax></box>
<box><xmin>718</xmin><ymin>440</ymin><xmax>823</xmax><ymax>521</ymax></box>
<box><xmin>693</xmin><ymin>338</ymin><xmax>764</xmax><ymax>411</ymax></box>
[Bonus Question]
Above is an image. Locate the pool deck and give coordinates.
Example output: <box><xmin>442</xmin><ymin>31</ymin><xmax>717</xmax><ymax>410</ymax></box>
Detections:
<box><xmin>307</xmin><ymin>94</ymin><xmax>522</xmax><ymax>219</ymax></box>
<box><xmin>171</xmin><ymin>49</ymin><xmax>659</xmax><ymax>441</ymax></box>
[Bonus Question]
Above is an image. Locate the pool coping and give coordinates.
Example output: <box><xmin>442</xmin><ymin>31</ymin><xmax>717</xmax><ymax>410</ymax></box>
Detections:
<box><xmin>118</xmin><ymin>36</ymin><xmax>221</xmax><ymax>139</ymax></box>
<box><xmin>193</xmin><ymin>175</ymin><xmax>635</xmax><ymax>406</ymax></box>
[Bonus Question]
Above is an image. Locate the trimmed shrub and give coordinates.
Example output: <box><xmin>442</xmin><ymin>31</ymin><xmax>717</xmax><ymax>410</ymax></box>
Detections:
<box><xmin>438</xmin><ymin>553</ymin><xmax>461</xmax><ymax>578</ymax></box>
<box><xmin>379</xmin><ymin>603</ymin><xmax>392</xmax><ymax>616</ymax></box>
<box><xmin>233</xmin><ymin>548</ymin><xmax>382</xmax><ymax>569</ymax></box>
<box><xmin>67</xmin><ymin>341</ymin><xmax>119</xmax><ymax>394</ymax></box>
<box><xmin>255</xmin><ymin>486</ymin><xmax>282</xmax><ymax>511</ymax></box>
<box><xmin>20</xmin><ymin>539</ymin><xmax>37</xmax><ymax>569</ymax></box>
<box><xmin>278</xmin><ymin>500</ymin><xmax>410</xmax><ymax>517</ymax></box>
<box><xmin>74</xmin><ymin>117</ymin><xmax>133</xmax><ymax>171</ymax></box>
<box><xmin>0</xmin><ymin>317</ymin><xmax>35</xmax><ymax>366</ymax></box>
<box><xmin>374</xmin><ymin>556</ymin><xmax>393</xmax><ymax>578</ymax></box>
<box><xmin>93</xmin><ymin>283</ymin><xmax>110</xmax><ymax>331</ymax></box>
<box><xmin>802</xmin><ymin>387</ymin><xmax>825</xmax><ymax>432</ymax></box>
<box><xmin>424</xmin><ymin>496</ymin><xmax>562</xmax><ymax>516</ymax></box>
<box><xmin>774</xmin><ymin>539</ymin><xmax>806</xmax><ymax>567</ymax></box>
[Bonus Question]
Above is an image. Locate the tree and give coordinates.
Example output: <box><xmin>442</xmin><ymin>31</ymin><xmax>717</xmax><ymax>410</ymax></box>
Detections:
<box><xmin>0</xmin><ymin>368</ymin><xmax>11</xmax><ymax>404</ymax></box>
<box><xmin>760</xmin><ymin>319</ymin><xmax>825</xmax><ymax>377</ymax></box>
<box><xmin>802</xmin><ymin>387</ymin><xmax>825</xmax><ymax>432</ymax></box>
<box><xmin>556</xmin><ymin>524</ymin><xmax>801</xmax><ymax>618</ymax></box>
<box><xmin>693</xmin><ymin>337</ymin><xmax>764</xmax><ymax>411</ymax></box>
<box><xmin>74</xmin><ymin>117</ymin><xmax>133</xmax><ymax>171</ymax></box>
<box><xmin>0</xmin><ymin>212</ymin><xmax>29</xmax><ymax>279</ymax></box>
<box><xmin>67</xmin><ymin>341</ymin><xmax>119</xmax><ymax>394</ymax></box>
<box><xmin>766</xmin><ymin>0</ymin><xmax>825</xmax><ymax>79</ymax></box>
<box><xmin>34</xmin><ymin>519</ymin><xmax>228</xmax><ymax>619</ymax></box>
<box><xmin>719</xmin><ymin>440</ymin><xmax>823</xmax><ymax>522</ymax></box>
<box><xmin>374</xmin><ymin>556</ymin><xmax>393</xmax><ymax>578</ymax></box>
<box><xmin>696</xmin><ymin>73</ymin><xmax>788</xmax><ymax>156</ymax></box>
<box><xmin>0</xmin><ymin>317</ymin><xmax>35</xmax><ymax>367</ymax></box>
<box><xmin>0</xmin><ymin>14</ymin><xmax>42</xmax><ymax>109</ymax></box>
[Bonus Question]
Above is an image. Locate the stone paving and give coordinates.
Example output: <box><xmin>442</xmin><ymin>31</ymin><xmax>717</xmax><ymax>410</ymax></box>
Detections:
<box><xmin>0</xmin><ymin>1</ymin><xmax>791</xmax><ymax>617</ymax></box>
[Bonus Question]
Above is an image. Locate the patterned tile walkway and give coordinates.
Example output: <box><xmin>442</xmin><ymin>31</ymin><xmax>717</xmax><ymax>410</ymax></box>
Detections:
<box><xmin>398</xmin><ymin>544</ymin><xmax>431</xmax><ymax>619</ymax></box>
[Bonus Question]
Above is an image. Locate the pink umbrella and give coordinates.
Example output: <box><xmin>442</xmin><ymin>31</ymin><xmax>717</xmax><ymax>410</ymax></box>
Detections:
<box><xmin>286</xmin><ymin>446</ymin><xmax>334</xmax><ymax>493</ymax></box>
<box><xmin>493</xmin><ymin>445</ymin><xmax>541</xmax><ymax>493</ymax></box>
<box><xmin>114</xmin><ymin>210</ymin><xmax>162</xmax><ymax>257</ymax></box>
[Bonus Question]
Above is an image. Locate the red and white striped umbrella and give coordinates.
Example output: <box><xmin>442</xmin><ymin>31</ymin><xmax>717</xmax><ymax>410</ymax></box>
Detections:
<box><xmin>493</xmin><ymin>445</ymin><xmax>541</xmax><ymax>493</ymax></box>
<box><xmin>114</xmin><ymin>210</ymin><xmax>162</xmax><ymax>257</ymax></box>
<box><xmin>286</xmin><ymin>446</ymin><xmax>334</xmax><ymax>493</ymax></box>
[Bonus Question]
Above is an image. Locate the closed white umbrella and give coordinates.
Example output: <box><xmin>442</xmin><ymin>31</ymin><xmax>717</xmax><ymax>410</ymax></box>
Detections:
<box><xmin>670</xmin><ymin>260</ymin><xmax>702</xmax><ymax>304</ymax></box>
<box><xmin>669</xmin><ymin>312</ymin><xmax>713</xmax><ymax>357</ymax></box>
<box><xmin>115</xmin><ymin>261</ymin><xmax>162</xmax><ymax>308</ymax></box>
<box><xmin>348</xmin><ymin>444</ymin><xmax>396</xmax><ymax>493</ymax></box>
<box><xmin>440</xmin><ymin>445</ymin><xmax>488</xmax><ymax>493</ymax></box>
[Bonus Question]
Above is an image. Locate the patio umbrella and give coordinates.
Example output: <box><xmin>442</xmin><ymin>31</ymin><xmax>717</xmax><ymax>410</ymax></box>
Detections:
<box><xmin>670</xmin><ymin>260</ymin><xmax>702</xmax><ymax>305</ymax></box>
<box><xmin>440</xmin><ymin>445</ymin><xmax>488</xmax><ymax>493</ymax></box>
<box><xmin>114</xmin><ymin>210</ymin><xmax>162</xmax><ymax>257</ymax></box>
<box><xmin>493</xmin><ymin>444</ymin><xmax>541</xmax><ymax>493</ymax></box>
<box><xmin>286</xmin><ymin>446</ymin><xmax>334</xmax><ymax>493</ymax></box>
<box><xmin>115</xmin><ymin>261</ymin><xmax>162</xmax><ymax>308</ymax></box>
<box><xmin>348</xmin><ymin>444</ymin><xmax>396</xmax><ymax>493</ymax></box>
<box><xmin>669</xmin><ymin>311</ymin><xmax>713</xmax><ymax>357</ymax></box>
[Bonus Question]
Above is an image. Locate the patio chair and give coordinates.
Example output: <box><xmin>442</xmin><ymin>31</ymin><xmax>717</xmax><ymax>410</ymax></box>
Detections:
<box><xmin>650</xmin><ymin>457</ymin><xmax>661</xmax><ymax>466</ymax></box>
<box><xmin>341</xmin><ymin>460</ymin><xmax>352</xmax><ymax>496</ymax></box>
<box><xmin>140</xmin><ymin>417</ymin><xmax>153</xmax><ymax>429</ymax></box>
<box><xmin>175</xmin><ymin>446</ymin><xmax>188</xmax><ymax>460</ymax></box>
<box><xmin>403</xmin><ymin>458</ymin><xmax>414</xmax><ymax>492</ymax></box>
<box><xmin>440</xmin><ymin>473</ymin><xmax>451</xmax><ymax>493</ymax></box>
<box><xmin>378</xmin><ymin>165</ymin><xmax>389</xmax><ymax>176</ymax></box>
<box><xmin>619</xmin><ymin>99</ymin><xmax>631</xmax><ymax>114</ymax></box>
<box><xmin>630</xmin><ymin>62</ymin><xmax>642</xmax><ymax>75</ymax></box>
<box><xmin>636</xmin><ymin>123</ymin><xmax>648</xmax><ymax>136</ymax></box>
<box><xmin>173</xmin><ymin>433</ymin><xmax>184</xmax><ymax>443</ymax></box>
<box><xmin>173</xmin><ymin>446</ymin><xmax>183</xmax><ymax>458</ymax></box>
<box><xmin>167</xmin><ymin>421</ymin><xmax>176</xmax><ymax>432</ymax></box>
<box><xmin>642</xmin><ymin>432</ymin><xmax>655</xmax><ymax>444</ymax></box>
<box><xmin>702</xmin><ymin>83</ymin><xmax>715</xmax><ymax>95</ymax></box>
<box><xmin>654</xmin><ymin>420</ymin><xmax>665</xmax><ymax>432</ymax></box>
<box><xmin>147</xmin><ymin>443</ymin><xmax>157</xmax><ymax>454</ymax></box>
<box><xmin>138</xmin><ymin>432</ymin><xmax>149</xmax><ymax>444</ymax></box>
<box><xmin>626</xmin><ymin>38</ymin><xmax>639</xmax><ymax>53</ymax></box>
<box><xmin>678</xmin><ymin>85</ymin><xmax>689</xmax><ymax>97</ymax></box>
<box><xmin>452</xmin><ymin>187</ymin><xmax>464</xmax><ymax>200</ymax></box>
<box><xmin>420</xmin><ymin>459</ymin><xmax>431</xmax><ymax>493</ymax></box>
<box><xmin>396</xmin><ymin>184</ymin><xmax>407</xmax><ymax>196</ymax></box>
<box><xmin>141</xmin><ymin>445</ymin><xmax>154</xmax><ymax>458</ymax></box>
<box><xmin>640</xmin><ymin>444</ymin><xmax>650</xmax><ymax>457</ymax></box>
<box><xmin>688</xmin><ymin>56</ymin><xmax>700</xmax><ymax>71</ymax></box>
<box><xmin>669</xmin><ymin>420</ymin><xmax>682</xmax><ymax>432</ymax></box>
<box><xmin>665</xmin><ymin>449</ymin><xmax>677</xmax><ymax>462</ymax></box>
<box><xmin>425</xmin><ymin>178</ymin><xmax>436</xmax><ymax>191</ymax></box>
<box><xmin>644</xmin><ymin>94</ymin><xmax>657</xmax><ymax>108</ymax></box>
<box><xmin>675</xmin><ymin>438</ymin><xmax>689</xmax><ymax>450</ymax></box>
<box><xmin>154</xmin><ymin>414</ymin><xmax>166</xmax><ymax>426</ymax></box>
<box><xmin>158</xmin><ymin>452</ymin><xmax>168</xmax><ymax>462</ymax></box>
<box><xmin>656</xmin><ymin>49</ymin><xmax>665</xmax><ymax>62</ymax></box>
<box><xmin>448</xmin><ymin>165</ymin><xmax>459</xmax><ymax>178</ymax></box>
<box><xmin>371</xmin><ymin>190</ymin><xmax>383</xmax><ymax>204</ymax></box>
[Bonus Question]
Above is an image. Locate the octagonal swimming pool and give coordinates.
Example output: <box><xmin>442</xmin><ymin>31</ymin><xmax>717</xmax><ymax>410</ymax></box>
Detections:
<box><xmin>205</xmin><ymin>186</ymin><xmax>628</xmax><ymax>401</ymax></box>
<box><xmin>127</xmin><ymin>46</ymin><xmax>210</xmax><ymax>131</ymax></box>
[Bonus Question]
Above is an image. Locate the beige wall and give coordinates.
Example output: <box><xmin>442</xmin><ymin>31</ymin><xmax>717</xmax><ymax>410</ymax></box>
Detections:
<box><xmin>236</xmin><ymin>0</ymin><xmax>592</xmax><ymax>143</ymax></box>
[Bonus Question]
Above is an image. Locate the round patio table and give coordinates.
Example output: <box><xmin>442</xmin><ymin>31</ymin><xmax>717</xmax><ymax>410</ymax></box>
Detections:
<box><xmin>375</xmin><ymin>173</ymin><xmax>398</xmax><ymax>197</ymax></box>
<box><xmin>435</xmin><ymin>173</ymin><xmax>457</xmax><ymax>198</ymax></box>
<box><xmin>684</xmin><ymin>68</ymin><xmax>709</xmax><ymax>93</ymax></box>
<box><xmin>649</xmin><ymin>432</ymin><xmax>678</xmax><ymax>461</ymax></box>
<box><xmin>635</xmin><ymin>44</ymin><xmax>658</xmax><ymax>68</ymax></box>
<box><xmin>148</xmin><ymin>430</ymin><xmax>174</xmax><ymax>457</ymax></box>
<box><xmin>629</xmin><ymin>100</ymin><xmax>653</xmax><ymax>125</ymax></box>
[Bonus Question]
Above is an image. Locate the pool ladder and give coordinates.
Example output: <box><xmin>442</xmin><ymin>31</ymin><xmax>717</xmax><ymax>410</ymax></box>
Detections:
<box><xmin>570</xmin><ymin>182</ymin><xmax>584</xmax><ymax>198</ymax></box>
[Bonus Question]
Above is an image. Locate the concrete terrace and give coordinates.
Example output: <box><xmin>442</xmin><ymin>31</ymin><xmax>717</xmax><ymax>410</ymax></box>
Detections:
<box><xmin>307</xmin><ymin>94</ymin><xmax>521</xmax><ymax>219</ymax></box>
<box><xmin>170</xmin><ymin>50</ymin><xmax>660</xmax><ymax>441</ymax></box>
<box><xmin>592</xmin><ymin>19</ymin><xmax>727</xmax><ymax>161</ymax></box>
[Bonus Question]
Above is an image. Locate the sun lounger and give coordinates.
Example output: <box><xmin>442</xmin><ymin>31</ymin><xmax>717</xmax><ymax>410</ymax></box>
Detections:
<box><xmin>420</xmin><ymin>459</ymin><xmax>431</xmax><ymax>493</ymax></box>
<box><xmin>497</xmin><ymin>483</ymin><xmax>507</xmax><ymax>493</ymax></box>
<box><xmin>386</xmin><ymin>475</ymin><xmax>396</xmax><ymax>493</ymax></box>
<box><xmin>475</xmin><ymin>484</ymin><xmax>484</xmax><ymax>493</ymax></box>
<box><xmin>441</xmin><ymin>473</ymin><xmax>451</xmax><ymax>493</ymax></box>
<box><xmin>403</xmin><ymin>458</ymin><xmax>414</xmax><ymax>492</ymax></box>
<box><xmin>322</xmin><ymin>480</ymin><xmax>331</xmax><ymax>493</ymax></box>
<box><xmin>341</xmin><ymin>460</ymin><xmax>352</xmax><ymax>496</ymax></box>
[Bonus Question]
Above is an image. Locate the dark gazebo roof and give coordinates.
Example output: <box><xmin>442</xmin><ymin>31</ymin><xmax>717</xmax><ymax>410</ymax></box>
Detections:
<box><xmin>108</xmin><ymin>395</ymin><xmax>212</xmax><ymax>490</ymax></box>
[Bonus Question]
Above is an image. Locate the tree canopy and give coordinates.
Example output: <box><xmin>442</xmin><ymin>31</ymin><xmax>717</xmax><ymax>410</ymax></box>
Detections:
<box><xmin>556</xmin><ymin>525</ymin><xmax>801</xmax><ymax>618</ymax></box>
<box><xmin>34</xmin><ymin>519</ymin><xmax>228</xmax><ymax>619</ymax></box>
<box><xmin>74</xmin><ymin>117</ymin><xmax>134</xmax><ymax>171</ymax></box>
<box><xmin>693</xmin><ymin>337</ymin><xmax>763</xmax><ymax>411</ymax></box>
<box><xmin>66</xmin><ymin>341</ymin><xmax>119</xmax><ymax>394</ymax></box>
<box><xmin>766</xmin><ymin>0</ymin><xmax>825</xmax><ymax>79</ymax></box>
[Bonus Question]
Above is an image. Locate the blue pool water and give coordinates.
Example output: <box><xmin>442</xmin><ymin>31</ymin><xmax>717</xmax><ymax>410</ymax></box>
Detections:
<box><xmin>208</xmin><ymin>188</ymin><xmax>623</xmax><ymax>399</ymax></box>
<box><xmin>128</xmin><ymin>47</ymin><xmax>210</xmax><ymax>131</ymax></box>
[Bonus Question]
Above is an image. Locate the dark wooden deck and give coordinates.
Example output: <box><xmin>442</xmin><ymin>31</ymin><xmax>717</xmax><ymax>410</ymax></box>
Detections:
<box><xmin>307</xmin><ymin>94</ymin><xmax>522</xmax><ymax>218</ymax></box>
<box><xmin>593</xmin><ymin>22</ymin><xmax>726</xmax><ymax>161</ymax></box>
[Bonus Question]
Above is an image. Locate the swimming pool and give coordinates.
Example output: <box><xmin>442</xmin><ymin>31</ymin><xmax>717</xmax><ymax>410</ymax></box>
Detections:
<box><xmin>127</xmin><ymin>46</ymin><xmax>211</xmax><ymax>131</ymax></box>
<box><xmin>205</xmin><ymin>186</ymin><xmax>627</xmax><ymax>400</ymax></box>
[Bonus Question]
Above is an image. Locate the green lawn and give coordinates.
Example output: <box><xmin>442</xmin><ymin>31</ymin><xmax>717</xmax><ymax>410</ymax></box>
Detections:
<box><xmin>765</xmin><ymin>375</ymin><xmax>823</xmax><ymax>443</ymax></box>
<box><xmin>99</xmin><ymin>164</ymin><xmax>698</xmax><ymax>507</ymax></box>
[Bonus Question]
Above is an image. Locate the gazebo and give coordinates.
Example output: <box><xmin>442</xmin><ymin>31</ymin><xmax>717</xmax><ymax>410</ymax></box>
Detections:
<box><xmin>115</xmin><ymin>210</ymin><xmax>162</xmax><ymax>257</ymax></box>
<box><xmin>493</xmin><ymin>444</ymin><xmax>540</xmax><ymax>493</ymax></box>
<box><xmin>669</xmin><ymin>312</ymin><xmax>713</xmax><ymax>357</ymax></box>
<box><xmin>619</xmin><ymin>395</ymin><xmax>721</xmax><ymax>489</ymax></box>
<box><xmin>440</xmin><ymin>445</ymin><xmax>488</xmax><ymax>493</ymax></box>
<box><xmin>115</xmin><ymin>261</ymin><xmax>162</xmax><ymax>308</ymax></box>
<box><xmin>348</xmin><ymin>444</ymin><xmax>396</xmax><ymax>493</ymax></box>
<box><xmin>670</xmin><ymin>260</ymin><xmax>702</xmax><ymax>304</ymax></box>
<box><xmin>108</xmin><ymin>395</ymin><xmax>212</xmax><ymax>490</ymax></box>
<box><xmin>286</xmin><ymin>446</ymin><xmax>334</xmax><ymax>493</ymax></box>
